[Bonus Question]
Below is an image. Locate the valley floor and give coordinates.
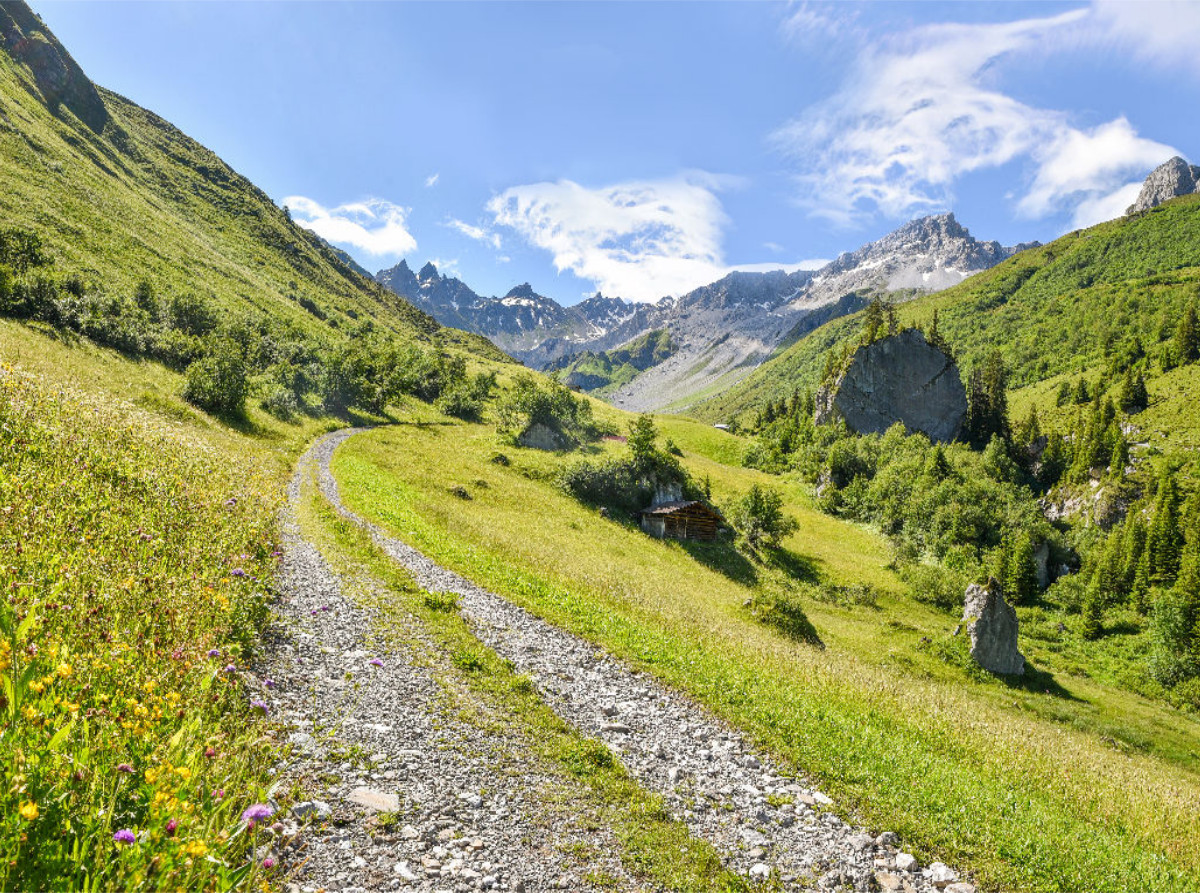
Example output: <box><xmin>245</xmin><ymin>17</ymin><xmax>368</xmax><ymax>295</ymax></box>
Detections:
<box><xmin>266</xmin><ymin>431</ymin><xmax>960</xmax><ymax>892</ymax></box>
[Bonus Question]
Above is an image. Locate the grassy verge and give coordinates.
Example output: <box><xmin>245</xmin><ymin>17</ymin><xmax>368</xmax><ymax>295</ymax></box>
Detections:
<box><xmin>331</xmin><ymin>418</ymin><xmax>1200</xmax><ymax>893</ymax></box>
<box><xmin>296</xmin><ymin>473</ymin><xmax>751</xmax><ymax>892</ymax></box>
<box><xmin>0</xmin><ymin>364</ymin><xmax>286</xmax><ymax>891</ymax></box>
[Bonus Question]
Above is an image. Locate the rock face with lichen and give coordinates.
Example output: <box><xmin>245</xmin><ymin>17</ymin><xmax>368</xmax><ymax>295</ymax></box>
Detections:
<box><xmin>815</xmin><ymin>329</ymin><xmax>967</xmax><ymax>443</ymax></box>
<box><xmin>963</xmin><ymin>578</ymin><xmax>1025</xmax><ymax>675</ymax></box>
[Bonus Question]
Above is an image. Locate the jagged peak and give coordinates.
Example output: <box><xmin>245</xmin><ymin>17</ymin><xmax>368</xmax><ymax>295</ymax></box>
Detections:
<box><xmin>1126</xmin><ymin>155</ymin><xmax>1200</xmax><ymax>215</ymax></box>
<box><xmin>504</xmin><ymin>283</ymin><xmax>540</xmax><ymax>300</ymax></box>
<box><xmin>417</xmin><ymin>261</ymin><xmax>439</xmax><ymax>281</ymax></box>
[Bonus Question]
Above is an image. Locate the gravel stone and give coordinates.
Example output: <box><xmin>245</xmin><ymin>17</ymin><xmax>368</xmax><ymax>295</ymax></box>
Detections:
<box><xmin>276</xmin><ymin>430</ymin><xmax>966</xmax><ymax>891</ymax></box>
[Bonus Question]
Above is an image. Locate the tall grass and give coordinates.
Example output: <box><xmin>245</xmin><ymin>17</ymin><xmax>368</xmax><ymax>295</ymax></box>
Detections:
<box><xmin>0</xmin><ymin>365</ymin><xmax>281</xmax><ymax>891</ymax></box>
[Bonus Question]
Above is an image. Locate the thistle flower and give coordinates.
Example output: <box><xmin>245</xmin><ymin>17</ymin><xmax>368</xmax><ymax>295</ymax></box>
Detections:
<box><xmin>223</xmin><ymin>664</ymin><xmax>236</xmax><ymax>674</ymax></box>
<box><xmin>250</xmin><ymin>699</ymin><xmax>268</xmax><ymax>715</ymax></box>
<box><xmin>263</xmin><ymin>678</ymin><xmax>276</xmax><ymax>690</ymax></box>
<box><xmin>231</xmin><ymin>568</ymin><xmax>246</xmax><ymax>578</ymax></box>
<box><xmin>369</xmin><ymin>658</ymin><xmax>383</xmax><ymax>668</ymax></box>
<box><xmin>113</xmin><ymin>829</ymin><xmax>136</xmax><ymax>845</ymax></box>
<box><xmin>116</xmin><ymin>763</ymin><xmax>134</xmax><ymax>774</ymax></box>
<box><xmin>207</xmin><ymin>648</ymin><xmax>220</xmax><ymax>658</ymax></box>
<box><xmin>241</xmin><ymin>803</ymin><xmax>274</xmax><ymax>826</ymax></box>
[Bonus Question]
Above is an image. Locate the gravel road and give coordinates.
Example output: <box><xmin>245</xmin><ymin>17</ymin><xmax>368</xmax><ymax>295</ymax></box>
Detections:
<box><xmin>298</xmin><ymin>429</ymin><xmax>973</xmax><ymax>893</ymax></box>
<box><xmin>258</xmin><ymin>440</ymin><xmax>639</xmax><ymax>893</ymax></box>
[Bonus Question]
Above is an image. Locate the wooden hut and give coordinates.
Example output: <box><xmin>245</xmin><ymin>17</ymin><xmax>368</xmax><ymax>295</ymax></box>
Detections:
<box><xmin>639</xmin><ymin>500</ymin><xmax>723</xmax><ymax>541</ymax></box>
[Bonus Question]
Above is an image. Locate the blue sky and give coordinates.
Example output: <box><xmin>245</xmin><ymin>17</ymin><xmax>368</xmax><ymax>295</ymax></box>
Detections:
<box><xmin>32</xmin><ymin>1</ymin><xmax>1200</xmax><ymax>304</ymax></box>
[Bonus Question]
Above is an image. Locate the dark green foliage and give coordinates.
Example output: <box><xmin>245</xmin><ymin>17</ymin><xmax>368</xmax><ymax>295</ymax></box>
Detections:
<box><xmin>0</xmin><ymin>226</ymin><xmax>50</xmax><ymax>274</ymax></box>
<box><xmin>560</xmin><ymin>415</ymin><xmax>693</xmax><ymax>513</ymax></box>
<box><xmin>965</xmin><ymin>351</ymin><xmax>1010</xmax><ymax>448</ymax></box>
<box><xmin>1118</xmin><ymin>368</ymin><xmax>1149</xmax><ymax>413</ymax></box>
<box><xmin>497</xmin><ymin>373</ymin><xmax>602</xmax><ymax>443</ymax></box>
<box><xmin>728</xmin><ymin>484</ymin><xmax>797</xmax><ymax>549</ymax></box>
<box><xmin>1175</xmin><ymin>303</ymin><xmax>1199</xmax><ymax>365</ymax></box>
<box><xmin>900</xmin><ymin>562</ymin><xmax>968</xmax><ymax>612</ymax></box>
<box><xmin>182</xmin><ymin>335</ymin><xmax>248</xmax><ymax>417</ymax></box>
<box><xmin>436</xmin><ymin>371</ymin><xmax>496</xmax><ymax>421</ymax></box>
<box><xmin>1004</xmin><ymin>531</ymin><xmax>1039</xmax><ymax>605</ymax></box>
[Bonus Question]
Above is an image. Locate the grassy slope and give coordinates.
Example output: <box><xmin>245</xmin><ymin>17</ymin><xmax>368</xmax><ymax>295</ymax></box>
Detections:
<box><xmin>330</xmin><ymin>406</ymin><xmax>1200</xmax><ymax>893</ymax></box>
<box><xmin>698</xmin><ymin>196</ymin><xmax>1200</xmax><ymax>426</ymax></box>
<box><xmin>0</xmin><ymin>13</ymin><xmax>441</xmax><ymax>349</ymax></box>
<box><xmin>552</xmin><ymin>329</ymin><xmax>677</xmax><ymax>395</ymax></box>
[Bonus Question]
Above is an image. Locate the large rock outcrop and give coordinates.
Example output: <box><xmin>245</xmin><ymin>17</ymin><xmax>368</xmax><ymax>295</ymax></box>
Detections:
<box><xmin>1126</xmin><ymin>156</ymin><xmax>1200</xmax><ymax>215</ymax></box>
<box><xmin>962</xmin><ymin>578</ymin><xmax>1025</xmax><ymax>675</ymax></box>
<box><xmin>815</xmin><ymin>329</ymin><xmax>967</xmax><ymax>443</ymax></box>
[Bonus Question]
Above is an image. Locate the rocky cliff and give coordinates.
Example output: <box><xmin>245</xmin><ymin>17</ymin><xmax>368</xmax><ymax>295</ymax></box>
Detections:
<box><xmin>1126</xmin><ymin>156</ymin><xmax>1200</xmax><ymax>215</ymax></box>
<box><xmin>815</xmin><ymin>329</ymin><xmax>967</xmax><ymax>443</ymax></box>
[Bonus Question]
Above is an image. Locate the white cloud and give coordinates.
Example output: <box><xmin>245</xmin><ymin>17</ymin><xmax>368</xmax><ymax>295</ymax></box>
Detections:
<box><xmin>425</xmin><ymin>173</ymin><xmax>440</xmax><ymax>188</ymax></box>
<box><xmin>1018</xmin><ymin>117</ymin><xmax>1173</xmax><ymax>219</ymax></box>
<box><xmin>774</xmin><ymin>8</ymin><xmax>1176</xmax><ymax>229</ymax></box>
<box><xmin>428</xmin><ymin>257</ymin><xmax>460</xmax><ymax>277</ymax></box>
<box><xmin>1091</xmin><ymin>0</ymin><xmax>1200</xmax><ymax>75</ymax></box>
<box><xmin>488</xmin><ymin>174</ymin><xmax>733</xmax><ymax>301</ymax></box>
<box><xmin>1069</xmin><ymin>181</ymin><xmax>1145</xmax><ymax>230</ymax></box>
<box><xmin>763</xmin><ymin>241</ymin><xmax>785</xmax><ymax>254</ymax></box>
<box><xmin>284</xmin><ymin>195</ymin><xmax>417</xmax><ymax>257</ymax></box>
<box><xmin>446</xmin><ymin>217</ymin><xmax>503</xmax><ymax>250</ymax></box>
<box><xmin>781</xmin><ymin>3</ymin><xmax>857</xmax><ymax>45</ymax></box>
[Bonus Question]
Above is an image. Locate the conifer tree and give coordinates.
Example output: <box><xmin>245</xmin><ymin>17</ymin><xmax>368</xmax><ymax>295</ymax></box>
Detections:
<box><xmin>1006</xmin><ymin>532</ymin><xmax>1039</xmax><ymax>605</ymax></box>
<box><xmin>1147</xmin><ymin>474</ymin><xmax>1184</xmax><ymax>587</ymax></box>
<box><xmin>1176</xmin><ymin>303</ymin><xmax>1199</xmax><ymax>365</ymax></box>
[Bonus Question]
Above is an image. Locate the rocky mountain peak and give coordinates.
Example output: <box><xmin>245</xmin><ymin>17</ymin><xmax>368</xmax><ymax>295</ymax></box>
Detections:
<box><xmin>1126</xmin><ymin>156</ymin><xmax>1200</xmax><ymax>215</ymax></box>
<box><xmin>504</xmin><ymin>283</ymin><xmax>540</xmax><ymax>300</ymax></box>
<box><xmin>417</xmin><ymin>261</ymin><xmax>440</xmax><ymax>282</ymax></box>
<box><xmin>0</xmin><ymin>1</ymin><xmax>107</xmax><ymax>133</ymax></box>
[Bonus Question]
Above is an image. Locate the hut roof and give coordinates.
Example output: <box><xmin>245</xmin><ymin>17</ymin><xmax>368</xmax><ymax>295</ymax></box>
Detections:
<box><xmin>640</xmin><ymin>500</ymin><xmax>723</xmax><ymax>519</ymax></box>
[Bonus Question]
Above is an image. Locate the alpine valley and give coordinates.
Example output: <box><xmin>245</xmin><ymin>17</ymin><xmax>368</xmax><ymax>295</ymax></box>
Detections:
<box><xmin>3</xmin><ymin>3</ymin><xmax>1200</xmax><ymax>893</ymax></box>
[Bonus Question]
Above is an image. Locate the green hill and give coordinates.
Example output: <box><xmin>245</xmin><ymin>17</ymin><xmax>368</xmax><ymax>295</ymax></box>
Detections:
<box><xmin>549</xmin><ymin>328</ymin><xmax>676</xmax><ymax>393</ymax></box>
<box><xmin>698</xmin><ymin>195</ymin><xmax>1200</xmax><ymax>425</ymax></box>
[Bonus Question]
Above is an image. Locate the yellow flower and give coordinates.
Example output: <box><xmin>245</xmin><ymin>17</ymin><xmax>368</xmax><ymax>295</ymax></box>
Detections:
<box><xmin>29</xmin><ymin>681</ymin><xmax>45</xmax><ymax>694</ymax></box>
<box><xmin>56</xmin><ymin>663</ymin><xmax>72</xmax><ymax>678</ymax></box>
<box><xmin>184</xmin><ymin>840</ymin><xmax>207</xmax><ymax>857</ymax></box>
<box><xmin>145</xmin><ymin>768</ymin><xmax>159</xmax><ymax>784</ymax></box>
<box><xmin>174</xmin><ymin>767</ymin><xmax>192</xmax><ymax>781</ymax></box>
<box><xmin>18</xmin><ymin>801</ymin><xmax>38</xmax><ymax>821</ymax></box>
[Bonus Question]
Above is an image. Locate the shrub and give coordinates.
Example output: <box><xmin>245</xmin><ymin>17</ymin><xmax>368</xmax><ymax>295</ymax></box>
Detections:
<box><xmin>183</xmin><ymin>337</ymin><xmax>248</xmax><ymax>417</ymax></box>
<box><xmin>728</xmin><ymin>484</ymin><xmax>797</xmax><ymax>549</ymax></box>
<box><xmin>559</xmin><ymin>457</ymin><xmax>651</xmax><ymax>513</ymax></box>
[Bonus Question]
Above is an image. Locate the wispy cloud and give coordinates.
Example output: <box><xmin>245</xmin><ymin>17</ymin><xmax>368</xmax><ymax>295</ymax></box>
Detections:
<box><xmin>446</xmin><ymin>217</ymin><xmax>502</xmax><ymax>250</ymax></box>
<box><xmin>774</xmin><ymin>8</ymin><xmax>1175</xmax><ymax>228</ymax></box>
<box><xmin>284</xmin><ymin>196</ymin><xmax>417</xmax><ymax>257</ymax></box>
<box><xmin>488</xmin><ymin>174</ymin><xmax>733</xmax><ymax>301</ymax></box>
<box><xmin>424</xmin><ymin>173</ymin><xmax>440</xmax><ymax>188</ymax></box>
<box><xmin>1091</xmin><ymin>0</ymin><xmax>1200</xmax><ymax>75</ymax></box>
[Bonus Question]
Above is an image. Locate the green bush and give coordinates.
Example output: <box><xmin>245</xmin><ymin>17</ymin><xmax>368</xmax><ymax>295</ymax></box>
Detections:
<box><xmin>728</xmin><ymin>484</ymin><xmax>797</xmax><ymax>549</ymax></box>
<box><xmin>182</xmin><ymin>337</ymin><xmax>248</xmax><ymax>417</ymax></box>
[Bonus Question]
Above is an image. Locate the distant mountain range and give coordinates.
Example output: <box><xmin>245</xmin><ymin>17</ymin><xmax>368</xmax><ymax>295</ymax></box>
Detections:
<box><xmin>377</xmin><ymin>213</ymin><xmax>1036</xmax><ymax>411</ymax></box>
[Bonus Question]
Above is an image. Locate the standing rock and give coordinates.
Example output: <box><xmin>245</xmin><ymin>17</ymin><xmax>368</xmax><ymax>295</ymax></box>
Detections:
<box><xmin>1126</xmin><ymin>156</ymin><xmax>1200</xmax><ymax>215</ymax></box>
<box><xmin>962</xmin><ymin>578</ymin><xmax>1025</xmax><ymax>675</ymax></box>
<box><xmin>815</xmin><ymin>329</ymin><xmax>967</xmax><ymax>444</ymax></box>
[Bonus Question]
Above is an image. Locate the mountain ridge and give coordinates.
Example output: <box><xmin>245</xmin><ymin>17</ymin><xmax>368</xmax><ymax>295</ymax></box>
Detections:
<box><xmin>377</xmin><ymin>212</ymin><xmax>1033</xmax><ymax>410</ymax></box>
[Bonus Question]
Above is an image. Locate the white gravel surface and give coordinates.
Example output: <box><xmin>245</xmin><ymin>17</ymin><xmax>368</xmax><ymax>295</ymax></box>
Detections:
<box><xmin>297</xmin><ymin>429</ymin><xmax>973</xmax><ymax>893</ymax></box>
<box><xmin>258</xmin><ymin>440</ymin><xmax>640</xmax><ymax>893</ymax></box>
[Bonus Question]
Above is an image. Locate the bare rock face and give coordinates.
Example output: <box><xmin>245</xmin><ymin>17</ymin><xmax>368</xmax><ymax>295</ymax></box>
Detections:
<box><xmin>962</xmin><ymin>578</ymin><xmax>1024</xmax><ymax>675</ymax></box>
<box><xmin>815</xmin><ymin>329</ymin><xmax>966</xmax><ymax>443</ymax></box>
<box><xmin>1126</xmin><ymin>156</ymin><xmax>1200</xmax><ymax>215</ymax></box>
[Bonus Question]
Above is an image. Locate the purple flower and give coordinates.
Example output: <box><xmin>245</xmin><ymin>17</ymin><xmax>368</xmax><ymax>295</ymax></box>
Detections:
<box><xmin>369</xmin><ymin>658</ymin><xmax>383</xmax><ymax>668</ymax></box>
<box><xmin>207</xmin><ymin>648</ymin><xmax>220</xmax><ymax>658</ymax></box>
<box><xmin>165</xmin><ymin>818</ymin><xmax>178</xmax><ymax>836</ymax></box>
<box><xmin>250</xmin><ymin>700</ymin><xmax>269</xmax><ymax>715</ymax></box>
<box><xmin>116</xmin><ymin>763</ymin><xmax>134</xmax><ymax>774</ymax></box>
<box><xmin>263</xmin><ymin>678</ymin><xmax>276</xmax><ymax>690</ymax></box>
<box><xmin>263</xmin><ymin>857</ymin><xmax>277</xmax><ymax>869</ymax></box>
<box><xmin>225</xmin><ymin>497</ymin><xmax>238</xmax><ymax>507</ymax></box>
<box><xmin>223</xmin><ymin>664</ymin><xmax>237</xmax><ymax>674</ymax></box>
<box><xmin>231</xmin><ymin>568</ymin><xmax>246</xmax><ymax>578</ymax></box>
<box><xmin>241</xmin><ymin>803</ymin><xmax>275</xmax><ymax>826</ymax></box>
<box><xmin>112</xmin><ymin>829</ymin><xmax>136</xmax><ymax>845</ymax></box>
<box><xmin>271</xmin><ymin>551</ymin><xmax>282</xmax><ymax>558</ymax></box>
<box><xmin>310</xmin><ymin>609</ymin><xmax>317</xmax><ymax>616</ymax></box>
<box><xmin>321</xmin><ymin>606</ymin><xmax>330</xmax><ymax>612</ymax></box>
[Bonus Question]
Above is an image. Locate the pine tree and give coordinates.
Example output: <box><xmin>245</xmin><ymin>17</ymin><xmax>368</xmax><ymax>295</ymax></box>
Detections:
<box><xmin>1006</xmin><ymin>532</ymin><xmax>1039</xmax><ymax>605</ymax></box>
<box><xmin>1081</xmin><ymin>577</ymin><xmax>1105</xmax><ymax>640</ymax></box>
<box><xmin>862</xmin><ymin>298</ymin><xmax>886</xmax><ymax>345</ymax></box>
<box><xmin>1015</xmin><ymin>405</ymin><xmax>1041</xmax><ymax>447</ymax></box>
<box><xmin>1118</xmin><ymin>369</ymin><xmax>1149</xmax><ymax>412</ymax></box>
<box><xmin>1175</xmin><ymin>303</ymin><xmax>1199</xmax><ymax>365</ymax></box>
<box><xmin>1147</xmin><ymin>474</ymin><xmax>1184</xmax><ymax>587</ymax></box>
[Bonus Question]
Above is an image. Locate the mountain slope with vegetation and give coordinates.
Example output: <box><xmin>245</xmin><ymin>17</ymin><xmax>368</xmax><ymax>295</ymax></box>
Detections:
<box><xmin>547</xmin><ymin>328</ymin><xmax>677</xmax><ymax>393</ymax></box>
